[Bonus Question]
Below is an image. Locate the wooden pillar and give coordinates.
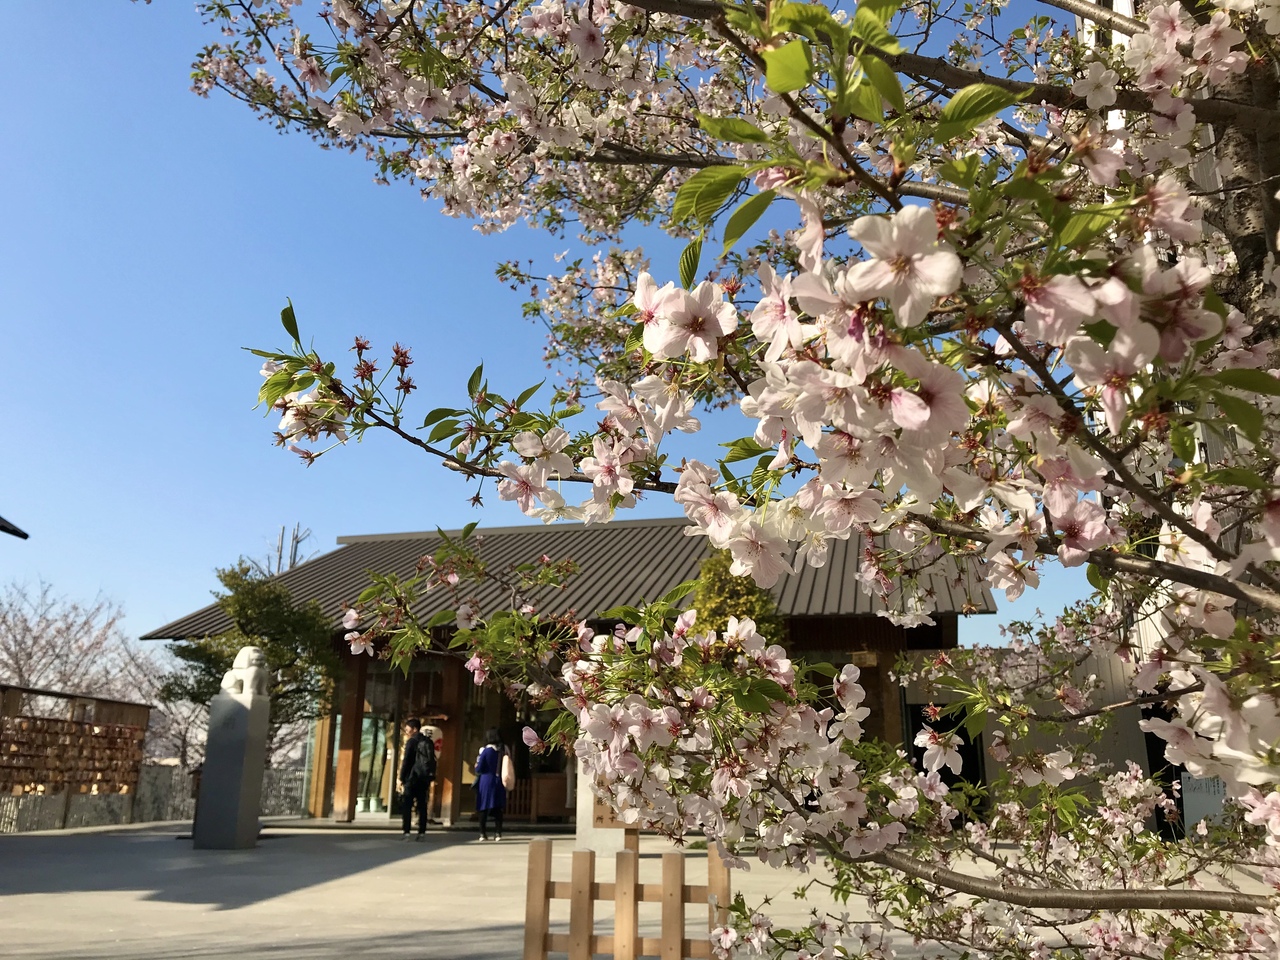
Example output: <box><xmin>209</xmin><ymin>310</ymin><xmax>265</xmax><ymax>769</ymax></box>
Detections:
<box><xmin>660</xmin><ymin>852</ymin><xmax>686</xmax><ymax>960</ymax></box>
<box><xmin>331</xmin><ymin>653</ymin><xmax>368</xmax><ymax>822</ymax></box>
<box><xmin>614</xmin><ymin>848</ymin><xmax>639</xmax><ymax>960</ymax></box>
<box><xmin>523</xmin><ymin>839</ymin><xmax>553</xmax><ymax>960</ymax></box>
<box><xmin>437</xmin><ymin>656</ymin><xmax>466</xmax><ymax>826</ymax></box>
<box><xmin>306</xmin><ymin>707</ymin><xmax>337</xmax><ymax>819</ymax></box>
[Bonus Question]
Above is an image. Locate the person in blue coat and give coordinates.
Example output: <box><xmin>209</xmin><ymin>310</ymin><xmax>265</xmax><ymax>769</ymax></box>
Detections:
<box><xmin>473</xmin><ymin>728</ymin><xmax>508</xmax><ymax>841</ymax></box>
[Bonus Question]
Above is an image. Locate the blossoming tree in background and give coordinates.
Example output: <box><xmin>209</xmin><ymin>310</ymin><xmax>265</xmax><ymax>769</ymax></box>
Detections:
<box><xmin>191</xmin><ymin>0</ymin><xmax>1280</xmax><ymax>954</ymax></box>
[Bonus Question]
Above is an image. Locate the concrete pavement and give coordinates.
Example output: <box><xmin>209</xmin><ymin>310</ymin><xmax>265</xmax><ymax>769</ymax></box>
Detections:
<box><xmin>0</xmin><ymin>821</ymin><xmax>892</xmax><ymax>959</ymax></box>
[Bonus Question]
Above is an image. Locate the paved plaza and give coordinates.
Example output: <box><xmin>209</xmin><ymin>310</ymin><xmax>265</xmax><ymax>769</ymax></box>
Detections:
<box><xmin>0</xmin><ymin>820</ymin><xmax>886</xmax><ymax>959</ymax></box>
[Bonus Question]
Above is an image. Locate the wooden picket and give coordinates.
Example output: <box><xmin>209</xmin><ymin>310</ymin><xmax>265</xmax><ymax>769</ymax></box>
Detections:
<box><xmin>523</xmin><ymin>839</ymin><xmax>732</xmax><ymax>960</ymax></box>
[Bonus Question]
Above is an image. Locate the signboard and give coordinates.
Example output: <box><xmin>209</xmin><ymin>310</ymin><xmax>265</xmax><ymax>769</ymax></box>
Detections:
<box><xmin>1181</xmin><ymin>773</ymin><xmax>1226</xmax><ymax>829</ymax></box>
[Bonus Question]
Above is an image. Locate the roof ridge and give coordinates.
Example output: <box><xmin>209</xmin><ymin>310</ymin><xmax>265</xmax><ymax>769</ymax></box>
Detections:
<box><xmin>336</xmin><ymin>515</ymin><xmax>693</xmax><ymax>544</ymax></box>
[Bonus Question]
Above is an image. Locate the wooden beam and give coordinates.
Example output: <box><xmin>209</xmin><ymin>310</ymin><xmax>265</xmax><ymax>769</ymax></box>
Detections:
<box><xmin>436</xmin><ymin>656</ymin><xmax>466</xmax><ymax>826</ymax></box>
<box><xmin>523</xmin><ymin>839</ymin><xmax>552</xmax><ymax>960</ymax></box>
<box><xmin>306</xmin><ymin>707</ymin><xmax>336</xmax><ymax>819</ymax></box>
<box><xmin>331</xmin><ymin>653</ymin><xmax>368</xmax><ymax>822</ymax></box>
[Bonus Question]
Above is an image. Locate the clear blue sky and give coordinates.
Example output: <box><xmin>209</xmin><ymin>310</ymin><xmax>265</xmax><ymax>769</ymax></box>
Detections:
<box><xmin>0</xmin><ymin>3</ymin><xmax>1085</xmax><ymax>646</ymax></box>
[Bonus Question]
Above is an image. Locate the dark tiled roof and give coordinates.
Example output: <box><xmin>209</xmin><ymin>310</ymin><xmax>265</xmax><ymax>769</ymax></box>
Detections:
<box><xmin>140</xmin><ymin>517</ymin><xmax>994</xmax><ymax>640</ymax></box>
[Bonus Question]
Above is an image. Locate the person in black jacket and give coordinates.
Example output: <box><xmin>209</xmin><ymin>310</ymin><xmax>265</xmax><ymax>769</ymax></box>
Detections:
<box><xmin>398</xmin><ymin>718</ymin><xmax>435</xmax><ymax>841</ymax></box>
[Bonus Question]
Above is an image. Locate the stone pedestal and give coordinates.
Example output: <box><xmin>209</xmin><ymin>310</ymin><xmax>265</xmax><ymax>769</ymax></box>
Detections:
<box><xmin>194</xmin><ymin>683</ymin><xmax>270</xmax><ymax>849</ymax></box>
<box><xmin>574</xmin><ymin>763</ymin><xmax>633</xmax><ymax>855</ymax></box>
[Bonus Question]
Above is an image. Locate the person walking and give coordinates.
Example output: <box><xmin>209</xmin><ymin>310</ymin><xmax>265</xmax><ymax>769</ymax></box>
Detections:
<box><xmin>398</xmin><ymin>718</ymin><xmax>435</xmax><ymax>841</ymax></box>
<box><xmin>473</xmin><ymin>728</ymin><xmax>508</xmax><ymax>841</ymax></box>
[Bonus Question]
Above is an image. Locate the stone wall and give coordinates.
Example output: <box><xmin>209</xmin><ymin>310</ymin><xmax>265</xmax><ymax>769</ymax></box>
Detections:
<box><xmin>0</xmin><ymin>764</ymin><xmax>306</xmax><ymax>834</ymax></box>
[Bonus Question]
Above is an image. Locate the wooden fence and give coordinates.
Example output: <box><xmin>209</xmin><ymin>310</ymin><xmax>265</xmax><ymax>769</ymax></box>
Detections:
<box><xmin>523</xmin><ymin>839</ymin><xmax>731</xmax><ymax>960</ymax></box>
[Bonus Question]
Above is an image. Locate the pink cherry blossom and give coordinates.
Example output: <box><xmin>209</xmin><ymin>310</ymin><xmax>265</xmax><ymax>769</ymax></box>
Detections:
<box><xmin>841</xmin><ymin>206</ymin><xmax>962</xmax><ymax>327</ymax></box>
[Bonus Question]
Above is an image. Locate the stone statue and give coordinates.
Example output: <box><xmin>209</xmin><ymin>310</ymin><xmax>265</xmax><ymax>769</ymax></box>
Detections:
<box><xmin>194</xmin><ymin>645</ymin><xmax>271</xmax><ymax>850</ymax></box>
<box><xmin>219</xmin><ymin>646</ymin><xmax>270</xmax><ymax>697</ymax></box>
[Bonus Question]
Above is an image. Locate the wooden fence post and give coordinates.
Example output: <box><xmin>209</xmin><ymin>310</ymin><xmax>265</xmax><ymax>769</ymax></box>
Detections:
<box><xmin>569</xmin><ymin>849</ymin><xmax>596</xmax><ymax>960</ymax></box>
<box><xmin>614</xmin><ymin>848</ymin><xmax>639</xmax><ymax>960</ymax></box>
<box><xmin>708</xmin><ymin>845</ymin><xmax>731</xmax><ymax>933</ymax></box>
<box><xmin>661</xmin><ymin>852</ymin><xmax>686</xmax><ymax>960</ymax></box>
<box><xmin>524</xmin><ymin>839</ymin><xmax>553</xmax><ymax>960</ymax></box>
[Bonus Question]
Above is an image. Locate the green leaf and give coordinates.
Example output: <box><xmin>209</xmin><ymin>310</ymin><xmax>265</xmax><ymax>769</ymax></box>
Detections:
<box><xmin>1214</xmin><ymin>368</ymin><xmax>1280</xmax><ymax>397</ymax></box>
<box><xmin>762</xmin><ymin>39</ymin><xmax>813</xmax><ymax>94</ymax></box>
<box><xmin>1214</xmin><ymin>391</ymin><xmax>1264</xmax><ymax>441</ymax></box>
<box><xmin>426</xmin><ymin>610</ymin><xmax>456</xmax><ymax>629</ymax></box>
<box><xmin>660</xmin><ymin>579</ymin><xmax>701</xmax><ymax>606</ymax></box>
<box><xmin>721</xmin><ymin>190</ymin><xmax>776</xmax><ymax>257</ymax></box>
<box><xmin>844</xmin><ymin>80</ymin><xmax>885</xmax><ymax>122</ymax></box>
<box><xmin>601</xmin><ymin>604</ymin><xmax>644</xmax><ymax>624</ymax></box>
<box><xmin>1202</xmin><ymin>287</ymin><xmax>1229</xmax><ymax>319</ymax></box>
<box><xmin>515</xmin><ymin>380</ymin><xmax>545</xmax><ymax>408</ymax></box>
<box><xmin>1059</xmin><ymin>207</ymin><xmax>1118</xmax><ymax>248</ymax></box>
<box><xmin>461</xmin><ymin>521</ymin><xmax>478</xmax><ymax>541</ymax></box>
<box><xmin>466</xmin><ymin>363</ymin><xmax>484</xmax><ymax>398</ymax></box>
<box><xmin>1086</xmin><ymin>563</ymin><xmax>1110</xmax><ymax>592</ymax></box>
<box><xmin>624</xmin><ymin>321</ymin><xmax>645</xmax><ymax>355</ymax></box>
<box><xmin>421</xmin><ymin>407</ymin><xmax>459</xmax><ymax>429</ymax></box>
<box><xmin>257</xmin><ymin>368</ymin><xmax>296</xmax><ymax>406</ymax></box>
<box><xmin>860</xmin><ymin>0</ymin><xmax>906</xmax><ymax>23</ymax></box>
<box><xmin>851</xmin><ymin>5</ymin><xmax>903</xmax><ymax>53</ymax></box>
<box><xmin>934</xmin><ymin>84</ymin><xmax>1028</xmax><ymax>142</ymax></box>
<box><xmin>280</xmin><ymin>300</ymin><xmax>300</xmax><ymax>343</ymax></box>
<box><xmin>671</xmin><ymin>165</ymin><xmax>746</xmax><ymax>225</ymax></box>
<box><xmin>427</xmin><ymin>419</ymin><xmax>459</xmax><ymax>443</ymax></box>
<box><xmin>721</xmin><ymin>436</ymin><xmax>772</xmax><ymax>463</ymax></box>
<box><xmin>732</xmin><ymin>687</ymin><xmax>772</xmax><ymax>713</ymax></box>
<box><xmin>679</xmin><ymin>237</ymin><xmax>703</xmax><ymax>290</ymax></box>
<box><xmin>937</xmin><ymin>155</ymin><xmax>982</xmax><ymax>188</ymax></box>
<box><xmin>861</xmin><ymin>55</ymin><xmax>906</xmax><ymax>115</ymax></box>
<box><xmin>1171</xmin><ymin>424</ymin><xmax>1196</xmax><ymax>464</ymax></box>
<box><xmin>696</xmin><ymin>113</ymin><xmax>769</xmax><ymax>143</ymax></box>
<box><xmin>1202</xmin><ymin>467</ymin><xmax>1272</xmax><ymax>490</ymax></box>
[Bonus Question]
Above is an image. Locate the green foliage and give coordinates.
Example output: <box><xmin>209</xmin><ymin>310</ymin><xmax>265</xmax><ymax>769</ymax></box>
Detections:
<box><xmin>159</xmin><ymin>561</ymin><xmax>341</xmax><ymax>754</ymax></box>
<box><xmin>692</xmin><ymin>549</ymin><xmax>784</xmax><ymax>644</ymax></box>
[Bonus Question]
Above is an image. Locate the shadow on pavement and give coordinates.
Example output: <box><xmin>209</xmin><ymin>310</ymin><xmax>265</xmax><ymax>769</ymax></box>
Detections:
<box><xmin>7</xmin><ymin>926</ymin><xmax>529</xmax><ymax>960</ymax></box>
<box><xmin>0</xmin><ymin>827</ymin><xmax>499</xmax><ymax>911</ymax></box>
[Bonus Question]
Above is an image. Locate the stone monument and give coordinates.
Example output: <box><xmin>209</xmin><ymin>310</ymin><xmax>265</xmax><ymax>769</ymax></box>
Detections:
<box><xmin>193</xmin><ymin>646</ymin><xmax>271</xmax><ymax>849</ymax></box>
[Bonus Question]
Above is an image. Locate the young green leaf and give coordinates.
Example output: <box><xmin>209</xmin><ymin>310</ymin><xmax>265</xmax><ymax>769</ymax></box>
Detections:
<box><xmin>671</xmin><ymin>165</ymin><xmax>746</xmax><ymax>225</ymax></box>
<box><xmin>1214</xmin><ymin>368</ymin><xmax>1280</xmax><ymax>397</ymax></box>
<box><xmin>934</xmin><ymin>84</ymin><xmax>1028</xmax><ymax>142</ymax></box>
<box><xmin>679</xmin><ymin>236</ymin><xmax>703</xmax><ymax>290</ymax></box>
<box><xmin>280</xmin><ymin>300</ymin><xmax>300</xmax><ymax>343</ymax></box>
<box><xmin>860</xmin><ymin>55</ymin><xmax>906</xmax><ymax>114</ymax></box>
<box><xmin>466</xmin><ymin>363</ymin><xmax>484</xmax><ymax>398</ymax></box>
<box><xmin>696</xmin><ymin>113</ymin><xmax>769</xmax><ymax>143</ymax></box>
<box><xmin>762</xmin><ymin>39</ymin><xmax>813</xmax><ymax>93</ymax></box>
<box><xmin>721</xmin><ymin>189</ymin><xmax>776</xmax><ymax>257</ymax></box>
<box><xmin>1214</xmin><ymin>391</ymin><xmax>1264</xmax><ymax>441</ymax></box>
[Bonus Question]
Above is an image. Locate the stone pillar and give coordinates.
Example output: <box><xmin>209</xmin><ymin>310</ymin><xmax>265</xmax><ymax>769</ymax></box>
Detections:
<box><xmin>193</xmin><ymin>646</ymin><xmax>271</xmax><ymax>850</ymax></box>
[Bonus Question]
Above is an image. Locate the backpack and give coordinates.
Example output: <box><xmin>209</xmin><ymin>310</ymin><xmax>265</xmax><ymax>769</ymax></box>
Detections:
<box><xmin>411</xmin><ymin>734</ymin><xmax>437</xmax><ymax>781</ymax></box>
<box><xmin>500</xmin><ymin>748</ymin><xmax>515</xmax><ymax>791</ymax></box>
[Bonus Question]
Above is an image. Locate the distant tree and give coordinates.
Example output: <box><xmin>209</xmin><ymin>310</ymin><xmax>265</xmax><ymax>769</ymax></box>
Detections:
<box><xmin>0</xmin><ymin>580</ymin><xmax>202</xmax><ymax>761</ymax></box>
<box><xmin>0</xmin><ymin>581</ymin><xmax>130</xmax><ymax>694</ymax></box>
<box><xmin>692</xmin><ymin>550</ymin><xmax>784</xmax><ymax>645</ymax></box>
<box><xmin>159</xmin><ymin>561</ymin><xmax>340</xmax><ymax>765</ymax></box>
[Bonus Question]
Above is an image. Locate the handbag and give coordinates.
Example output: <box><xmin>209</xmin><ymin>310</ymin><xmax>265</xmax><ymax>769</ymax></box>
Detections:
<box><xmin>500</xmin><ymin>748</ymin><xmax>516</xmax><ymax>790</ymax></box>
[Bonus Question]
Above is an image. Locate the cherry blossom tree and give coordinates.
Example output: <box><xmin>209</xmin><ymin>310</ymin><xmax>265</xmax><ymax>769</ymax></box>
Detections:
<box><xmin>186</xmin><ymin>0</ymin><xmax>1280</xmax><ymax>954</ymax></box>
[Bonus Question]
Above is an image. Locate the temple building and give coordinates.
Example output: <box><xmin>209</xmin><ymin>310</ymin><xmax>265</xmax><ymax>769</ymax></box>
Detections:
<box><xmin>142</xmin><ymin>518</ymin><xmax>993</xmax><ymax>826</ymax></box>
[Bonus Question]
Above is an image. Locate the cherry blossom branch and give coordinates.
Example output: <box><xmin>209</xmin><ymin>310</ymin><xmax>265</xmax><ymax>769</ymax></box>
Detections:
<box><xmin>714</xmin><ymin>21</ymin><xmax>904</xmax><ymax>211</ymax></box>
<box><xmin>919</xmin><ymin>516</ymin><xmax>1280</xmax><ymax>615</ymax></box>
<box><xmin>1024</xmin><ymin>682</ymin><xmax>1206</xmax><ymax>723</ymax></box>
<box><xmin>990</xmin><ymin>320</ymin><xmax>1257</xmax><ymax>575</ymax></box>
<box><xmin>624</xmin><ymin>0</ymin><xmax>1280</xmax><ymax>131</ymax></box>
<box><xmin>867</xmin><ymin>847</ymin><xmax>1273</xmax><ymax>913</ymax></box>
